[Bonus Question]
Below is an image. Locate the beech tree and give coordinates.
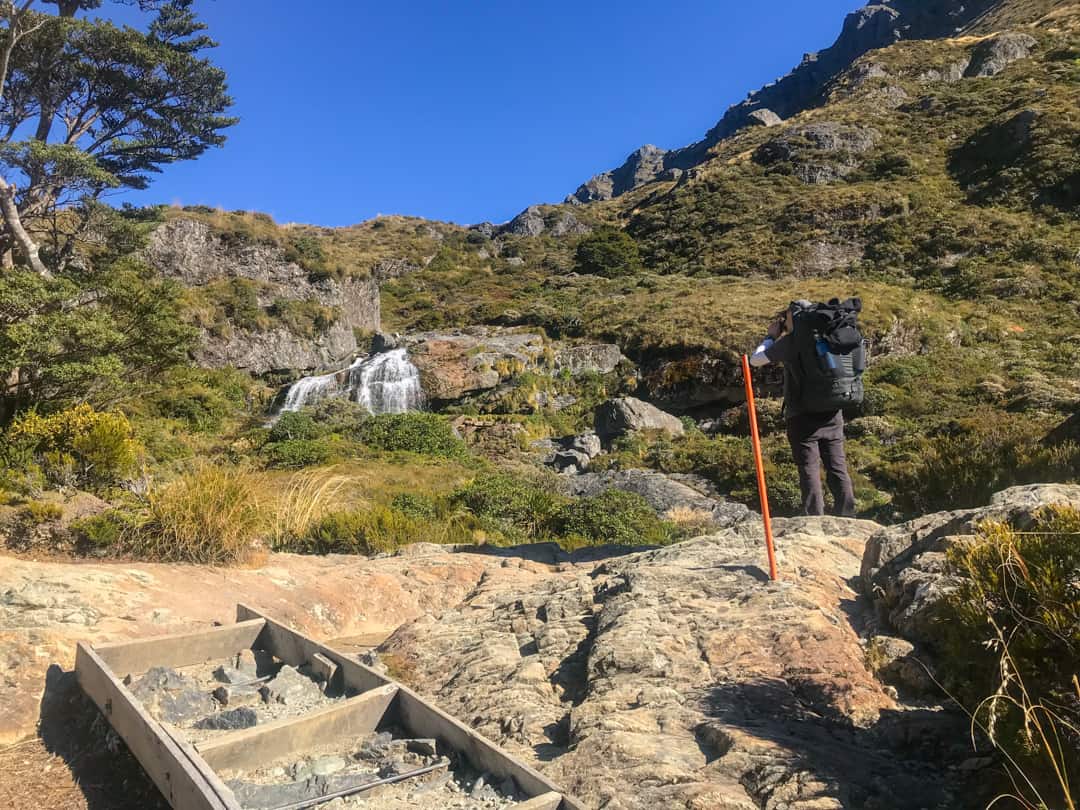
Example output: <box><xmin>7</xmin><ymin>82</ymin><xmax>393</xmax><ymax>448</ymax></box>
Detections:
<box><xmin>0</xmin><ymin>0</ymin><xmax>235</xmax><ymax>275</ymax></box>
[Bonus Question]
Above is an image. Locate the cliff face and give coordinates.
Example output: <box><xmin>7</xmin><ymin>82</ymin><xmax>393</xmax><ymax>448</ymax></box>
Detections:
<box><xmin>145</xmin><ymin>218</ymin><xmax>380</xmax><ymax>375</ymax></box>
<box><xmin>570</xmin><ymin>0</ymin><xmax>1004</xmax><ymax>202</ymax></box>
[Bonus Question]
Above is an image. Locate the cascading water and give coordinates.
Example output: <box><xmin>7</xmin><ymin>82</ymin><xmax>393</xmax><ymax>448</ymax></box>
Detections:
<box><xmin>278</xmin><ymin>348</ymin><xmax>424</xmax><ymax>415</ymax></box>
<box><xmin>351</xmin><ymin>348</ymin><xmax>424</xmax><ymax>414</ymax></box>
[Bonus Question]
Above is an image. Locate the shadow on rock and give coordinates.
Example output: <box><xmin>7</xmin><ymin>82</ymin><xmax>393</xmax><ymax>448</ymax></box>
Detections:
<box><xmin>38</xmin><ymin>664</ymin><xmax>168</xmax><ymax>810</ymax></box>
<box><xmin>700</xmin><ymin>678</ymin><xmax>997</xmax><ymax>810</ymax></box>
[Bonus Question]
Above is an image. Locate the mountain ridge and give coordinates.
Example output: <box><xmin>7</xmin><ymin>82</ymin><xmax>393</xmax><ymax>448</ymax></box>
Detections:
<box><xmin>567</xmin><ymin>0</ymin><xmax>1049</xmax><ymax>203</ymax></box>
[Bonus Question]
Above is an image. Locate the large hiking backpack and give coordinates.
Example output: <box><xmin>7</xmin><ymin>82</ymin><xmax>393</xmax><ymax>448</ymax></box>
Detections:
<box><xmin>791</xmin><ymin>297</ymin><xmax>867</xmax><ymax>413</ymax></box>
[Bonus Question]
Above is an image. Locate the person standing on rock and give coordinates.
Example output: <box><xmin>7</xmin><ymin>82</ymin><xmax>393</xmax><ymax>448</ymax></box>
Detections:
<box><xmin>749</xmin><ymin>299</ymin><xmax>865</xmax><ymax>518</ymax></box>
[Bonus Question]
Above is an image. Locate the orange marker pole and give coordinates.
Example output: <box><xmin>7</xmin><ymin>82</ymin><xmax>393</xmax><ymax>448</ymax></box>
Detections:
<box><xmin>742</xmin><ymin>354</ymin><xmax>778</xmax><ymax>581</ymax></box>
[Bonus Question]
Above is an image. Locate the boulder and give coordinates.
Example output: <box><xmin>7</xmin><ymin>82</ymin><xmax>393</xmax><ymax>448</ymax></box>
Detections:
<box><xmin>403</xmin><ymin>328</ymin><xmax>546</xmax><ymax>402</ymax></box>
<box><xmin>745</xmin><ymin>108</ymin><xmax>783</xmax><ymax>127</ymax></box>
<box><xmin>861</xmin><ymin>484</ymin><xmax>1080</xmax><ymax>644</ymax></box>
<box><xmin>554</xmin><ymin>344</ymin><xmax>627</xmax><ymax>376</ymax></box>
<box><xmin>566</xmin><ymin>469</ymin><xmax>751</xmax><ymax>528</ymax></box>
<box><xmin>552</xmin><ymin>449</ymin><xmax>592</xmax><ymax>475</ymax></box>
<box><xmin>964</xmin><ymin>32</ymin><xmax>1037</xmax><ymax>78</ymax></box>
<box><xmin>594</xmin><ymin>396</ymin><xmax>685</xmax><ymax>440</ymax></box>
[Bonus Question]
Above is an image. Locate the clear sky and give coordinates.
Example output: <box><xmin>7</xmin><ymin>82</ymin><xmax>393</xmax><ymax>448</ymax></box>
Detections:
<box><xmin>100</xmin><ymin>0</ymin><xmax>865</xmax><ymax>227</ymax></box>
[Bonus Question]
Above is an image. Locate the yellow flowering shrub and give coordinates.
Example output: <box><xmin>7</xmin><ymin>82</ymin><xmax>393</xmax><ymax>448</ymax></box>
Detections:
<box><xmin>7</xmin><ymin>404</ymin><xmax>141</xmax><ymax>486</ymax></box>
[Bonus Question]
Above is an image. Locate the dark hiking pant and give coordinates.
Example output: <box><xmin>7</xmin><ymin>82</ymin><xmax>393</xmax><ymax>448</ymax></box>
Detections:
<box><xmin>786</xmin><ymin>411</ymin><xmax>856</xmax><ymax>517</ymax></box>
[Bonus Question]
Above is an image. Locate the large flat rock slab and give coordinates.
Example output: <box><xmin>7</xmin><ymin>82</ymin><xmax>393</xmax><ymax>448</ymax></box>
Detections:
<box><xmin>0</xmin><ymin>548</ymin><xmax>563</xmax><ymax>746</ymax></box>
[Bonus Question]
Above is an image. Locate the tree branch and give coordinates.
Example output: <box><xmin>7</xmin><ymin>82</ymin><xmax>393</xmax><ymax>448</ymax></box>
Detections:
<box><xmin>0</xmin><ymin>174</ymin><xmax>49</xmax><ymax>276</ymax></box>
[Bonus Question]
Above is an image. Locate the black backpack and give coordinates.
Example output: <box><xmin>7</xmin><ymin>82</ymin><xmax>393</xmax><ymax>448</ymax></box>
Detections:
<box><xmin>791</xmin><ymin>298</ymin><xmax>867</xmax><ymax>413</ymax></box>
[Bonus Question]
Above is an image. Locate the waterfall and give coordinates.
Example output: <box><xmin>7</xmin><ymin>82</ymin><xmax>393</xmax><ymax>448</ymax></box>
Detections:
<box><xmin>351</xmin><ymin>348</ymin><xmax>425</xmax><ymax>414</ymax></box>
<box><xmin>278</xmin><ymin>349</ymin><xmax>423</xmax><ymax>415</ymax></box>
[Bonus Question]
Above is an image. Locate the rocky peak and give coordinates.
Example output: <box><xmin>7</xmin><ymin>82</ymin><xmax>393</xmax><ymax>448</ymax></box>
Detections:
<box><xmin>569</xmin><ymin>0</ymin><xmax>1004</xmax><ymax>202</ymax></box>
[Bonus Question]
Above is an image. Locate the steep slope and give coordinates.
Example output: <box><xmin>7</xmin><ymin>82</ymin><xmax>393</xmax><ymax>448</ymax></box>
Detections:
<box><xmin>569</xmin><ymin>0</ymin><xmax>1071</xmax><ymax>202</ymax></box>
<box><xmin>375</xmin><ymin>0</ymin><xmax>1079</xmax><ymax>517</ymax></box>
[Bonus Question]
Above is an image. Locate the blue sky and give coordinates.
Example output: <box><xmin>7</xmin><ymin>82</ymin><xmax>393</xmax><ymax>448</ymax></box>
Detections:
<box><xmin>100</xmin><ymin>1</ymin><xmax>864</xmax><ymax>226</ymax></box>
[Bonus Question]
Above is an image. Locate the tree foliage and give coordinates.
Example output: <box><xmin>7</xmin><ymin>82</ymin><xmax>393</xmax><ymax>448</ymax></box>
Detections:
<box><xmin>574</xmin><ymin>227</ymin><xmax>642</xmax><ymax>278</ymax></box>
<box><xmin>0</xmin><ymin>209</ymin><xmax>197</xmax><ymax>419</ymax></box>
<box><xmin>0</xmin><ymin>0</ymin><xmax>235</xmax><ymax>272</ymax></box>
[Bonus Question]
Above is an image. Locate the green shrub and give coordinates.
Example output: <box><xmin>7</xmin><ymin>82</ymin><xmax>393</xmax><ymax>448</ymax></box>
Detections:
<box><xmin>551</xmin><ymin>489</ymin><xmax>676</xmax><ymax>547</ymax></box>
<box><xmin>452</xmin><ymin>472</ymin><xmax>563</xmax><ymax>541</ymax></box>
<box><xmin>300</xmin><ymin>506</ymin><xmax>418</xmax><ymax>555</ymax></box>
<box><xmin>70</xmin><ymin>509</ymin><xmax>138</xmax><ymax>550</ymax></box>
<box><xmin>936</xmin><ymin>508</ymin><xmax>1080</xmax><ymax>805</ymax></box>
<box><xmin>6</xmin><ymin>404</ymin><xmax>141</xmax><ymax>487</ymax></box>
<box><xmin>268</xmin><ymin>411</ymin><xmax>322</xmax><ymax>443</ymax></box>
<box><xmin>891</xmin><ymin>420</ymin><xmax>1080</xmax><ymax>515</ymax></box>
<box><xmin>262</xmin><ymin>438</ymin><xmax>337</xmax><ymax>469</ymax></box>
<box><xmin>22</xmin><ymin>499</ymin><xmax>62</xmax><ymax>524</ymax></box>
<box><xmin>154</xmin><ymin>384</ymin><xmax>233</xmax><ymax>432</ymax></box>
<box><xmin>391</xmin><ymin>492</ymin><xmax>439</xmax><ymax>520</ymax></box>
<box><xmin>574</xmin><ymin>227</ymin><xmax>642</xmax><ymax>278</ymax></box>
<box><xmin>356</xmin><ymin>413</ymin><xmax>466</xmax><ymax>458</ymax></box>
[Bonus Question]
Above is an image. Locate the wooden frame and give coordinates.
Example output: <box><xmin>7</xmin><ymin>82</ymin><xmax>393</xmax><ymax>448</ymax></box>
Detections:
<box><xmin>75</xmin><ymin>604</ymin><xmax>583</xmax><ymax>810</ymax></box>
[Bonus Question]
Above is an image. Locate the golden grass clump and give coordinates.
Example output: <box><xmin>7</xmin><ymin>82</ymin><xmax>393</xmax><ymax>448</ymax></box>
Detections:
<box><xmin>136</xmin><ymin>464</ymin><xmax>265</xmax><ymax>565</ymax></box>
<box><xmin>264</xmin><ymin>466</ymin><xmax>352</xmax><ymax>549</ymax></box>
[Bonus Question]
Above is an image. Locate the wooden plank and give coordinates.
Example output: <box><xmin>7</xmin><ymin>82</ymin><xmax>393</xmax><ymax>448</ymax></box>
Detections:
<box><xmin>394</xmin><ymin>688</ymin><xmax>583</xmax><ymax>807</ymax></box>
<box><xmin>161</xmin><ymin>723</ymin><xmax>242</xmax><ymax>810</ymax></box>
<box><xmin>234</xmin><ymin>605</ymin><xmax>586</xmax><ymax>809</ymax></box>
<box><xmin>95</xmin><ymin>619</ymin><xmax>266</xmax><ymax>677</ymax></box>
<box><xmin>236</xmin><ymin>604</ymin><xmax>389</xmax><ymax>693</ymax></box>
<box><xmin>75</xmin><ymin>642</ymin><xmax>238</xmax><ymax>810</ymax></box>
<box><xmin>310</xmin><ymin>652</ymin><xmax>338</xmax><ymax>686</ymax></box>
<box><xmin>516</xmin><ymin>793</ymin><xmax>563</xmax><ymax>810</ymax></box>
<box><xmin>197</xmin><ymin>683</ymin><xmax>398</xmax><ymax>774</ymax></box>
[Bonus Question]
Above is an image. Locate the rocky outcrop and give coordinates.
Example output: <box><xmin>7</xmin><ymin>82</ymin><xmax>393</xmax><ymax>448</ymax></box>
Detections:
<box><xmin>402</xmin><ymin>328</ymin><xmax>547</xmax><ymax>402</ymax></box>
<box><xmin>594</xmin><ymin>396</ymin><xmax>685</xmax><ymax>441</ymax></box>
<box><xmin>861</xmin><ymin>484</ymin><xmax>1080</xmax><ymax>645</ymax></box>
<box><xmin>146</xmin><ymin>218</ymin><xmax>380</xmax><ymax>374</ymax></box>
<box><xmin>964</xmin><ymin>31</ymin><xmax>1037</xmax><ymax>77</ymax></box>
<box><xmin>568</xmin><ymin>0</ymin><xmax>1000</xmax><ymax>201</ymax></box>
<box><xmin>566</xmin><ymin>469</ymin><xmax>751</xmax><ymax>527</ymax></box>
<box><xmin>553</xmin><ymin>344</ymin><xmax>627</xmax><ymax>377</ymax></box>
<box><xmin>499</xmin><ymin>207</ymin><xmax>591</xmax><ymax>238</ymax></box>
<box><xmin>379</xmin><ymin>518</ymin><xmax>983</xmax><ymax>809</ymax></box>
<box><xmin>754</xmin><ymin>123</ymin><xmax>879</xmax><ymax>184</ymax></box>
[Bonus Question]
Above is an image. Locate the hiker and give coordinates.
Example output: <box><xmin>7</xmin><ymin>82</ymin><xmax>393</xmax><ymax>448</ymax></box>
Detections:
<box><xmin>749</xmin><ymin>299</ymin><xmax>866</xmax><ymax>518</ymax></box>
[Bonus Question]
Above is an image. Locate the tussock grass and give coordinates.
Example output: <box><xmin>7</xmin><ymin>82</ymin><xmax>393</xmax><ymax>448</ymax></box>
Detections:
<box><xmin>264</xmin><ymin>466</ymin><xmax>352</xmax><ymax>549</ymax></box>
<box><xmin>135</xmin><ymin>463</ymin><xmax>265</xmax><ymax>564</ymax></box>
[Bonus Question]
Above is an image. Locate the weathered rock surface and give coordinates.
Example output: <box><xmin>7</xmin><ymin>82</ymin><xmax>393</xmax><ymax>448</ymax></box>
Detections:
<box><xmin>402</xmin><ymin>328</ymin><xmax>546</xmax><ymax>402</ymax></box>
<box><xmin>566</xmin><ymin>469</ymin><xmax>751</xmax><ymax>528</ymax></box>
<box><xmin>554</xmin><ymin>344</ymin><xmax>627</xmax><ymax>377</ymax></box>
<box><xmin>145</xmin><ymin>218</ymin><xmax>380</xmax><ymax>374</ymax></box>
<box><xmin>964</xmin><ymin>32</ymin><xmax>1037</xmax><ymax>77</ymax></box>
<box><xmin>0</xmin><ymin>549</ymin><xmax>523</xmax><ymax>745</ymax></box>
<box><xmin>594</xmin><ymin>396</ymin><xmax>685</xmax><ymax>441</ymax></box>
<box><xmin>380</xmin><ymin>518</ymin><xmax>980</xmax><ymax>809</ymax></box>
